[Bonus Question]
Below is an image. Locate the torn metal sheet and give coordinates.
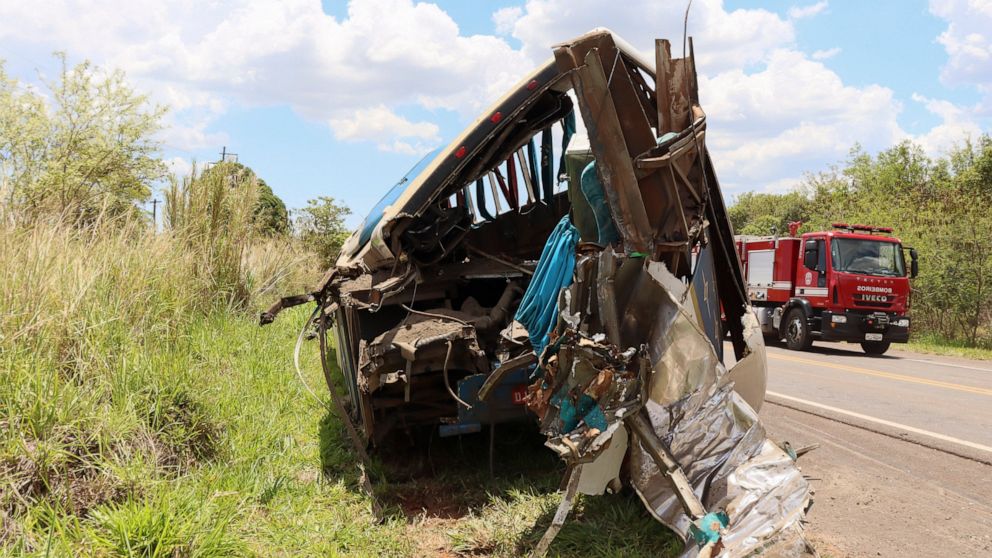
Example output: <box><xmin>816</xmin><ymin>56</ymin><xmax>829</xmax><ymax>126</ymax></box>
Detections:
<box><xmin>576</xmin><ymin>424</ymin><xmax>627</xmax><ymax>496</ymax></box>
<box><xmin>525</xmin><ymin>244</ymin><xmax>811</xmax><ymax>554</ymax></box>
<box><xmin>358</xmin><ymin>317</ymin><xmax>489</xmax><ymax>394</ymax></box>
<box><xmin>527</xmin><ymin>329</ymin><xmax>646</xmax><ymax>463</ymax></box>
<box><xmin>725</xmin><ymin>311</ymin><xmax>768</xmax><ymax>412</ymax></box>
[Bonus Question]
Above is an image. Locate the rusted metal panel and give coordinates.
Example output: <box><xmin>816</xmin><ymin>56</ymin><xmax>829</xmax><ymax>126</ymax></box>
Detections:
<box><xmin>559</xmin><ymin>48</ymin><xmax>654</xmax><ymax>254</ymax></box>
<box><xmin>656</xmin><ymin>39</ymin><xmax>676</xmax><ymax>135</ymax></box>
<box><xmin>556</xmin><ymin>32</ymin><xmax>688</xmax><ymax>256</ymax></box>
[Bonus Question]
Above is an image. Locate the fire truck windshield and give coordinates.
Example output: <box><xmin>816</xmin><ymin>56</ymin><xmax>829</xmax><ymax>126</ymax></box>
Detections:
<box><xmin>831</xmin><ymin>238</ymin><xmax>906</xmax><ymax>277</ymax></box>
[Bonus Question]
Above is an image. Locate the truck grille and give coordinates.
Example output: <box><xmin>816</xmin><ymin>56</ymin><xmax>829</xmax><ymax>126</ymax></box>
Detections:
<box><xmin>853</xmin><ymin>294</ymin><xmax>892</xmax><ymax>308</ymax></box>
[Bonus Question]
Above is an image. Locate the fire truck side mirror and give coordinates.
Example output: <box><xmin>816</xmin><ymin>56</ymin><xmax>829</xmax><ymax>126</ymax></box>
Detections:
<box><xmin>803</xmin><ymin>240</ymin><xmax>819</xmax><ymax>271</ymax></box>
<box><xmin>910</xmin><ymin>248</ymin><xmax>919</xmax><ymax>278</ymax></box>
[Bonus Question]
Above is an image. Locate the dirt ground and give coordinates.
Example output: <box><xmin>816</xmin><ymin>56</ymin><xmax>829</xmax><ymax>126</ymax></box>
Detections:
<box><xmin>761</xmin><ymin>402</ymin><xmax>992</xmax><ymax>557</ymax></box>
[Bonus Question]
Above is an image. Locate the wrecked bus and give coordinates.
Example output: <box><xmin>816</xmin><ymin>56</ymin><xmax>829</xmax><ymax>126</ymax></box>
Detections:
<box><xmin>264</xmin><ymin>29</ymin><xmax>813</xmax><ymax>557</ymax></box>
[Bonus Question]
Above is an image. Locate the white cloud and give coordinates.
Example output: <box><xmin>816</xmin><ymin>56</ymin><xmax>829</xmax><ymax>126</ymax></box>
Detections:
<box><xmin>932</xmin><ymin>2</ymin><xmax>992</xmax><ymax>88</ymax></box>
<box><xmin>493</xmin><ymin>0</ymin><xmax>796</xmax><ymax>74</ymax></box>
<box><xmin>811</xmin><ymin>47</ymin><xmax>841</xmax><ymax>60</ymax></box>
<box><xmin>759</xmin><ymin>175</ymin><xmax>806</xmax><ymax>193</ymax></box>
<box><xmin>157</xmin><ymin>121</ymin><xmax>229</xmax><ymax>153</ymax></box>
<box><xmin>0</xmin><ymin>0</ymin><xmax>528</xmax><ymax>153</ymax></box>
<box><xmin>329</xmin><ymin>105</ymin><xmax>441</xmax><ymax>153</ymax></box>
<box><xmin>0</xmin><ymin>0</ymin><xmax>980</xmax><ymax>197</ymax></box>
<box><xmin>910</xmin><ymin>93</ymin><xmax>983</xmax><ymax>154</ymax></box>
<box><xmin>330</xmin><ymin>106</ymin><xmax>439</xmax><ymax>142</ymax></box>
<box><xmin>702</xmin><ymin>49</ymin><xmax>904</xmax><ymax>189</ymax></box>
<box><xmin>493</xmin><ymin>6</ymin><xmax>523</xmax><ymax>35</ymax></box>
<box><xmin>788</xmin><ymin>1</ymin><xmax>828</xmax><ymax>20</ymax></box>
<box><xmin>923</xmin><ymin>0</ymin><xmax>990</xmax><ymax>154</ymax></box>
<box><xmin>163</xmin><ymin>156</ymin><xmax>193</xmax><ymax>178</ymax></box>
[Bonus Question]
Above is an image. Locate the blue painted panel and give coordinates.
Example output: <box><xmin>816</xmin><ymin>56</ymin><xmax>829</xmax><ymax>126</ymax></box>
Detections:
<box><xmin>355</xmin><ymin>148</ymin><xmax>440</xmax><ymax>249</ymax></box>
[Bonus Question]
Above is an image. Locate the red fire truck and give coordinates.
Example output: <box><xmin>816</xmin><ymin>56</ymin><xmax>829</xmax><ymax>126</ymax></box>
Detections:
<box><xmin>735</xmin><ymin>222</ymin><xmax>919</xmax><ymax>355</ymax></box>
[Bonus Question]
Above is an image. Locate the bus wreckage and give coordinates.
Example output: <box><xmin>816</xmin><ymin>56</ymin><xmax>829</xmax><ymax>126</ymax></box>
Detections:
<box><xmin>263</xmin><ymin>30</ymin><xmax>815</xmax><ymax>557</ymax></box>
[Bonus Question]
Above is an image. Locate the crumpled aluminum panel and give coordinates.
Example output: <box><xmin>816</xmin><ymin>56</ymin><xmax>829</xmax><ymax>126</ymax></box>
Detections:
<box><xmin>627</xmin><ymin>276</ymin><xmax>813</xmax><ymax>556</ymax></box>
<box><xmin>534</xmin><ymin>254</ymin><xmax>813</xmax><ymax>555</ymax></box>
<box><xmin>631</xmin><ymin>385</ymin><xmax>813</xmax><ymax>556</ymax></box>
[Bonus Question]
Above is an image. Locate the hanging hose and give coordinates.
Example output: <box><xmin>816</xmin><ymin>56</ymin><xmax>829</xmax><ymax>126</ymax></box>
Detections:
<box><xmin>314</xmin><ymin>308</ymin><xmax>382</xmax><ymax>518</ymax></box>
<box><xmin>476</xmin><ymin>177</ymin><xmax>495</xmax><ymax>221</ymax></box>
<box><xmin>540</xmin><ymin>127</ymin><xmax>554</xmax><ymax>201</ymax></box>
<box><xmin>557</xmin><ymin>109</ymin><xmax>576</xmax><ymax>183</ymax></box>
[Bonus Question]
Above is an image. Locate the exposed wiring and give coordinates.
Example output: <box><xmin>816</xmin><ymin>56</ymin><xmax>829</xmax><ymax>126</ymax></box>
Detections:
<box><xmin>400</xmin><ymin>280</ymin><xmax>419</xmax><ymax>325</ymax></box>
<box><xmin>683</xmin><ymin>0</ymin><xmax>693</xmax><ymax>57</ymax></box>
<box><xmin>294</xmin><ymin>308</ymin><xmax>327</xmax><ymax>408</ymax></box>
<box><xmin>399</xmin><ymin>304</ymin><xmax>470</xmax><ymax>326</ymax></box>
<box><xmin>441</xmin><ymin>340</ymin><xmax>472</xmax><ymax>408</ymax></box>
<box><xmin>682</xmin><ymin>0</ymin><xmax>710</xmax><ymax>202</ymax></box>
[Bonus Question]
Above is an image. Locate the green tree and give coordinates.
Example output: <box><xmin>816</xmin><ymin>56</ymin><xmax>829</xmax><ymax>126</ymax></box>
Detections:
<box><xmin>738</xmin><ymin>215</ymin><xmax>781</xmax><ymax>236</ymax></box>
<box><xmin>295</xmin><ymin>196</ymin><xmax>352</xmax><ymax>267</ymax></box>
<box><xmin>0</xmin><ymin>54</ymin><xmax>166</xmax><ymax>225</ymax></box>
<box><xmin>729</xmin><ymin>137</ymin><xmax>992</xmax><ymax>347</ymax></box>
<box><xmin>727</xmin><ymin>190</ymin><xmax>811</xmax><ymax>235</ymax></box>
<box><xmin>0</xmin><ymin>63</ymin><xmax>47</xmax><ymax>219</ymax></box>
<box><xmin>199</xmin><ymin>161</ymin><xmax>289</xmax><ymax>235</ymax></box>
<box><xmin>796</xmin><ymin>138</ymin><xmax>992</xmax><ymax>347</ymax></box>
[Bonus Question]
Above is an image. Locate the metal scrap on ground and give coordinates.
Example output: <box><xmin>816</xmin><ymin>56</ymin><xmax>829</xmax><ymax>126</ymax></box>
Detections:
<box><xmin>264</xmin><ymin>29</ymin><xmax>815</xmax><ymax>557</ymax></box>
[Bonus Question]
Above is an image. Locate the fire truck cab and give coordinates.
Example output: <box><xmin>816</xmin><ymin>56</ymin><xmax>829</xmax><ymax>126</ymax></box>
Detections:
<box><xmin>736</xmin><ymin>223</ymin><xmax>919</xmax><ymax>355</ymax></box>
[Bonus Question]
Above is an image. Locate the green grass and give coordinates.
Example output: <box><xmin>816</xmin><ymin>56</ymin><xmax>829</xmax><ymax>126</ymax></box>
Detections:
<box><xmin>3</xmin><ymin>308</ymin><xmax>680</xmax><ymax>557</ymax></box>
<box><xmin>1</xmin><ymin>221</ymin><xmax>680</xmax><ymax>556</ymax></box>
<box><xmin>906</xmin><ymin>334</ymin><xmax>992</xmax><ymax>361</ymax></box>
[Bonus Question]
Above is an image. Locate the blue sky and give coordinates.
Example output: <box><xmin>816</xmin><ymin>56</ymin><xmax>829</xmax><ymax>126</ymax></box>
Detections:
<box><xmin>1</xmin><ymin>1</ymin><xmax>989</xmax><ymax>228</ymax></box>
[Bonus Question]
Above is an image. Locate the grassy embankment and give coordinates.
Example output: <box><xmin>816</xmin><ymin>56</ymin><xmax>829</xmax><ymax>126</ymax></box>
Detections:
<box><xmin>0</xmin><ymin>221</ymin><xmax>677</xmax><ymax>557</ymax></box>
<box><xmin>906</xmin><ymin>336</ymin><xmax>992</xmax><ymax>361</ymax></box>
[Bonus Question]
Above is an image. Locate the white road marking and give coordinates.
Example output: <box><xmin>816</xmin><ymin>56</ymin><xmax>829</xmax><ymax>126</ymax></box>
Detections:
<box><xmin>777</xmin><ymin>414</ymin><xmax>992</xmax><ymax>515</ymax></box>
<box><xmin>766</xmin><ymin>390</ymin><xmax>992</xmax><ymax>455</ymax></box>
<box><xmin>767</xmin><ymin>352</ymin><xmax>992</xmax><ymax>396</ymax></box>
<box><xmin>902</xmin><ymin>358</ymin><xmax>992</xmax><ymax>373</ymax></box>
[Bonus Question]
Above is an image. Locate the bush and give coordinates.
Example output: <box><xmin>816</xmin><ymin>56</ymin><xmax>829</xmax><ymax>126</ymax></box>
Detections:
<box><xmin>295</xmin><ymin>196</ymin><xmax>352</xmax><ymax>268</ymax></box>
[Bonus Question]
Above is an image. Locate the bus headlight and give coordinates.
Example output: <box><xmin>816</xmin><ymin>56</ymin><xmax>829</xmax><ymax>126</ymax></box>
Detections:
<box><xmin>831</xmin><ymin>314</ymin><xmax>847</xmax><ymax>324</ymax></box>
<box><xmin>894</xmin><ymin>318</ymin><xmax>910</xmax><ymax>328</ymax></box>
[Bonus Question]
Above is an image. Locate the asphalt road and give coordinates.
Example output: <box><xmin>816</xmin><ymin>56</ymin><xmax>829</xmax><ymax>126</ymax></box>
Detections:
<box><xmin>727</xmin><ymin>340</ymin><xmax>992</xmax><ymax>556</ymax></box>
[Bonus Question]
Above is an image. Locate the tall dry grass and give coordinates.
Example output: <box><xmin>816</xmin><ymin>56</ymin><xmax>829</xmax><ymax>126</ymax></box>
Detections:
<box><xmin>0</xmin><ymin>180</ymin><xmax>318</xmax><ymax>552</ymax></box>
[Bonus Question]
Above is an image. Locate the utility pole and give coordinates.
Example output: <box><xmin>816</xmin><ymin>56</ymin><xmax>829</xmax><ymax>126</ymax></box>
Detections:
<box><xmin>151</xmin><ymin>198</ymin><xmax>159</xmax><ymax>231</ymax></box>
<box><xmin>219</xmin><ymin>146</ymin><xmax>238</xmax><ymax>163</ymax></box>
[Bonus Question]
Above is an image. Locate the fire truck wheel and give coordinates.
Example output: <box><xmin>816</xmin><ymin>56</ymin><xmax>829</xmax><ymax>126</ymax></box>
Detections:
<box><xmin>783</xmin><ymin>308</ymin><xmax>813</xmax><ymax>351</ymax></box>
<box><xmin>860</xmin><ymin>341</ymin><xmax>891</xmax><ymax>356</ymax></box>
